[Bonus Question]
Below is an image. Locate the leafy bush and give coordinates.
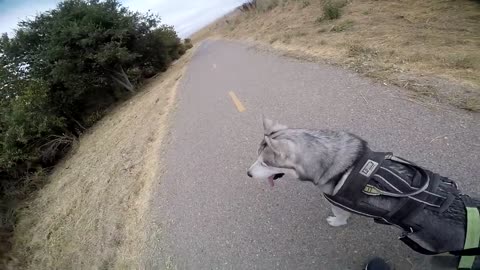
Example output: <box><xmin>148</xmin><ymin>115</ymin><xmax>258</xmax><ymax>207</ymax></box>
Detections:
<box><xmin>257</xmin><ymin>0</ymin><xmax>279</xmax><ymax>12</ymax></box>
<box><xmin>2</xmin><ymin>0</ymin><xmax>185</xmax><ymax>121</ymax></box>
<box><xmin>0</xmin><ymin>0</ymin><xmax>186</xmax><ymax>262</ymax></box>
<box><xmin>184</xmin><ymin>38</ymin><xmax>193</xmax><ymax>50</ymax></box>
<box><xmin>0</xmin><ymin>0</ymin><xmax>184</xmax><ymax>175</ymax></box>
<box><xmin>324</xmin><ymin>2</ymin><xmax>341</xmax><ymax>20</ymax></box>
<box><xmin>323</xmin><ymin>0</ymin><xmax>348</xmax><ymax>20</ymax></box>
<box><xmin>0</xmin><ymin>80</ymin><xmax>65</xmax><ymax>170</ymax></box>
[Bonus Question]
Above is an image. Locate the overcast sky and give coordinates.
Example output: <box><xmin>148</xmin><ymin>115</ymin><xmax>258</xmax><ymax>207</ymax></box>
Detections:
<box><xmin>0</xmin><ymin>0</ymin><xmax>247</xmax><ymax>37</ymax></box>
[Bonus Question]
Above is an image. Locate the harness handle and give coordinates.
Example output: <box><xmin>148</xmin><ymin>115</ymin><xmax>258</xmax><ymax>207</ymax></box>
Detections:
<box><xmin>372</xmin><ymin>173</ymin><xmax>429</xmax><ymax>198</ymax></box>
<box><xmin>371</xmin><ymin>156</ymin><xmax>430</xmax><ymax>198</ymax></box>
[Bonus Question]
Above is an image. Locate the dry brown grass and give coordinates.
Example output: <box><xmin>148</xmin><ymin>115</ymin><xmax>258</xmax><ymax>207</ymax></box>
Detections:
<box><xmin>203</xmin><ymin>0</ymin><xmax>480</xmax><ymax>111</ymax></box>
<box><xmin>6</xmin><ymin>47</ymin><xmax>196</xmax><ymax>269</ymax></box>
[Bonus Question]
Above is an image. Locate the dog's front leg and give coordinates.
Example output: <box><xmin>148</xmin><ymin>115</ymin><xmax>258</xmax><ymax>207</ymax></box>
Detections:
<box><xmin>327</xmin><ymin>205</ymin><xmax>351</xmax><ymax>227</ymax></box>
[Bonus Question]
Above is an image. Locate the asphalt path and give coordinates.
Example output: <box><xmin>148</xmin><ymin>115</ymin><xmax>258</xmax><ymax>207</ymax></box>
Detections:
<box><xmin>147</xmin><ymin>40</ymin><xmax>480</xmax><ymax>270</ymax></box>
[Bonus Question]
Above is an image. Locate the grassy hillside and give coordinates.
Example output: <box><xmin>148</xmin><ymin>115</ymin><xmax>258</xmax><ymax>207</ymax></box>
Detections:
<box><xmin>203</xmin><ymin>0</ymin><xmax>480</xmax><ymax>111</ymax></box>
<box><xmin>6</xmin><ymin>45</ymin><xmax>195</xmax><ymax>270</ymax></box>
<box><xmin>1</xmin><ymin>1</ymin><xmax>192</xmax><ymax>266</ymax></box>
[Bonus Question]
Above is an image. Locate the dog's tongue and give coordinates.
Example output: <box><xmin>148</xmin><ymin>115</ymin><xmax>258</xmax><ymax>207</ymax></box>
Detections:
<box><xmin>268</xmin><ymin>175</ymin><xmax>275</xmax><ymax>187</ymax></box>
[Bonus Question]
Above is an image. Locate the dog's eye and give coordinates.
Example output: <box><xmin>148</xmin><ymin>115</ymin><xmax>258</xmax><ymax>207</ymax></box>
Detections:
<box><xmin>262</xmin><ymin>160</ymin><xmax>275</xmax><ymax>167</ymax></box>
<box><xmin>257</xmin><ymin>141</ymin><xmax>267</xmax><ymax>155</ymax></box>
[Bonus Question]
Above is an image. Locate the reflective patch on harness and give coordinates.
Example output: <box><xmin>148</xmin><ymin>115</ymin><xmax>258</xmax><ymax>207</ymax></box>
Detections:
<box><xmin>363</xmin><ymin>184</ymin><xmax>382</xmax><ymax>196</ymax></box>
<box><xmin>359</xmin><ymin>160</ymin><xmax>379</xmax><ymax>177</ymax></box>
<box><xmin>458</xmin><ymin>206</ymin><xmax>480</xmax><ymax>269</ymax></box>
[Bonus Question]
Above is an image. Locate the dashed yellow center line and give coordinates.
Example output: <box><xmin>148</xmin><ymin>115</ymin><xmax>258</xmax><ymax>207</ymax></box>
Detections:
<box><xmin>228</xmin><ymin>91</ymin><xmax>246</xmax><ymax>112</ymax></box>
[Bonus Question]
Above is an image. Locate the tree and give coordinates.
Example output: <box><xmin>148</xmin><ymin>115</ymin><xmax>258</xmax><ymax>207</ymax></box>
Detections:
<box><xmin>0</xmin><ymin>0</ymin><xmax>185</xmax><ymax>193</ymax></box>
<box><xmin>1</xmin><ymin>0</ymin><xmax>184</xmax><ymax>122</ymax></box>
<box><xmin>1</xmin><ymin>1</ymin><xmax>190</xmax><ymax>263</ymax></box>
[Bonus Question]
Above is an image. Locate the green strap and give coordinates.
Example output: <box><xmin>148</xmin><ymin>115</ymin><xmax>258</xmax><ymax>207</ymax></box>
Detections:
<box><xmin>458</xmin><ymin>207</ymin><xmax>480</xmax><ymax>270</ymax></box>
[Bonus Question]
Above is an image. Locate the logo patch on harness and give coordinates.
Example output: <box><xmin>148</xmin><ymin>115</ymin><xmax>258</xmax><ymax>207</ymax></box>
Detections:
<box><xmin>363</xmin><ymin>184</ymin><xmax>381</xmax><ymax>196</ymax></box>
<box><xmin>359</xmin><ymin>159</ymin><xmax>378</xmax><ymax>177</ymax></box>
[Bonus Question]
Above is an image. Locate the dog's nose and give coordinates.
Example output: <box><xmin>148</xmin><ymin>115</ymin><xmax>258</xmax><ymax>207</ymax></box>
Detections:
<box><xmin>247</xmin><ymin>171</ymin><xmax>252</xmax><ymax>178</ymax></box>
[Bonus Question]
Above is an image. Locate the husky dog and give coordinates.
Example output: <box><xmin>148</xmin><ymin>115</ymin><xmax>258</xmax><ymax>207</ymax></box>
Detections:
<box><xmin>247</xmin><ymin>117</ymin><xmax>480</xmax><ymax>258</ymax></box>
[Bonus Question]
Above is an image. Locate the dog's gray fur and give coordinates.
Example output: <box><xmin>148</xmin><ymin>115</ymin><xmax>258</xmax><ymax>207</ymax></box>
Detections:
<box><xmin>248</xmin><ymin>117</ymin><xmax>371</xmax><ymax>226</ymax></box>
<box><xmin>250</xmin><ymin>117</ymin><xmax>367</xmax><ymax>188</ymax></box>
<box><xmin>252</xmin><ymin>118</ymin><xmax>364</xmax><ymax>191</ymax></box>
<box><xmin>247</xmin><ymin>117</ymin><xmax>467</xmax><ymax>243</ymax></box>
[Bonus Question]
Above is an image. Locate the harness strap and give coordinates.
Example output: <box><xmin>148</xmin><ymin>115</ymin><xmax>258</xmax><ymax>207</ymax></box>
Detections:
<box><xmin>334</xmin><ymin>149</ymin><xmax>389</xmax><ymax>203</ymax></box>
<box><xmin>324</xmin><ymin>149</ymin><xmax>394</xmax><ymax>221</ymax></box>
<box><xmin>369</xmin><ymin>155</ymin><xmax>438</xmax><ymax>231</ymax></box>
<box><xmin>326</xmin><ymin>150</ymin><xmax>449</xmax><ymax>231</ymax></box>
<box><xmin>458</xmin><ymin>196</ymin><xmax>480</xmax><ymax>270</ymax></box>
<box><xmin>399</xmin><ymin>235</ymin><xmax>439</xmax><ymax>255</ymax></box>
<box><xmin>451</xmin><ymin>247</ymin><xmax>480</xmax><ymax>256</ymax></box>
<box><xmin>384</xmin><ymin>166</ymin><xmax>428</xmax><ymax>231</ymax></box>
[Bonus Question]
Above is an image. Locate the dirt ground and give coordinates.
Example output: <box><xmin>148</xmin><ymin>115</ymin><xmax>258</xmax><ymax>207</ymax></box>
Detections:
<box><xmin>7</xmin><ymin>46</ymin><xmax>195</xmax><ymax>270</ymax></box>
<box><xmin>198</xmin><ymin>0</ymin><xmax>480</xmax><ymax>111</ymax></box>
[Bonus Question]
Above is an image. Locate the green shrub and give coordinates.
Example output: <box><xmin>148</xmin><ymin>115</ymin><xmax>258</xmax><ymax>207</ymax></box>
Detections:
<box><xmin>0</xmin><ymin>0</ymin><xmax>186</xmax><ymax>196</ymax></box>
<box><xmin>184</xmin><ymin>38</ymin><xmax>193</xmax><ymax>50</ymax></box>
<box><xmin>0</xmin><ymin>80</ymin><xmax>66</xmax><ymax>172</ymax></box>
<box><xmin>0</xmin><ymin>0</ymin><xmax>188</xmax><ymax>262</ymax></box>
<box><xmin>257</xmin><ymin>0</ymin><xmax>279</xmax><ymax>12</ymax></box>
<box><xmin>316</xmin><ymin>1</ymin><xmax>348</xmax><ymax>22</ymax></box>
<box><xmin>323</xmin><ymin>2</ymin><xmax>341</xmax><ymax>20</ymax></box>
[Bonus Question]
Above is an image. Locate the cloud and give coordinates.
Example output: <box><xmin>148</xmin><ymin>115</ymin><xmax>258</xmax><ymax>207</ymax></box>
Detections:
<box><xmin>0</xmin><ymin>0</ymin><xmax>60</xmax><ymax>35</ymax></box>
<box><xmin>120</xmin><ymin>0</ymin><xmax>247</xmax><ymax>37</ymax></box>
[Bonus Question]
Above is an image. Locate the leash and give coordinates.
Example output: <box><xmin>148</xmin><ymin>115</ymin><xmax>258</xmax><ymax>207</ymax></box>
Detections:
<box><xmin>457</xmin><ymin>196</ymin><xmax>480</xmax><ymax>269</ymax></box>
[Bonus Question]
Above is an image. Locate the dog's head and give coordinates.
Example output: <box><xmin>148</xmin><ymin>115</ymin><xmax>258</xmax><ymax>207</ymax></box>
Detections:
<box><xmin>247</xmin><ymin>117</ymin><xmax>299</xmax><ymax>187</ymax></box>
<box><xmin>248</xmin><ymin>117</ymin><xmax>367</xmax><ymax>188</ymax></box>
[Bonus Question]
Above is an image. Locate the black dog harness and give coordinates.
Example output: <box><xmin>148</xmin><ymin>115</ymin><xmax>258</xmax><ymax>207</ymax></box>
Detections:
<box><xmin>324</xmin><ymin>149</ymin><xmax>480</xmax><ymax>269</ymax></box>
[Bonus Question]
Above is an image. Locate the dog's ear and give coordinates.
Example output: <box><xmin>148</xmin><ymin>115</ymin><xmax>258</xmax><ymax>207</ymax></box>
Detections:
<box><xmin>264</xmin><ymin>136</ymin><xmax>287</xmax><ymax>158</ymax></box>
<box><xmin>263</xmin><ymin>116</ymin><xmax>287</xmax><ymax>135</ymax></box>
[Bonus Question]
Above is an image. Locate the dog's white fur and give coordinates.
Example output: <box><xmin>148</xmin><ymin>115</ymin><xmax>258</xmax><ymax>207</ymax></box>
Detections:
<box><xmin>327</xmin><ymin>169</ymin><xmax>353</xmax><ymax>226</ymax></box>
